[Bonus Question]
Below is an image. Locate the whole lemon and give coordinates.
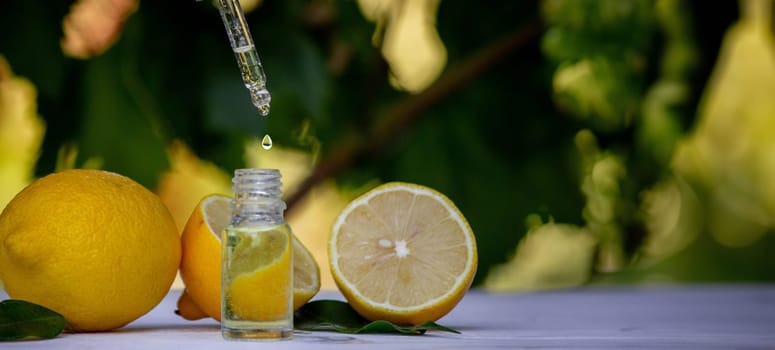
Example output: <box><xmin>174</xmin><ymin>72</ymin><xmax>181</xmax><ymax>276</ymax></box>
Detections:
<box><xmin>0</xmin><ymin>169</ymin><xmax>181</xmax><ymax>331</ymax></box>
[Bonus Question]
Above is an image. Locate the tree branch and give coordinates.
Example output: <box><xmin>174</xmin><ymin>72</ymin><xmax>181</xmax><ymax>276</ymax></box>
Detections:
<box><xmin>285</xmin><ymin>21</ymin><xmax>543</xmax><ymax>215</ymax></box>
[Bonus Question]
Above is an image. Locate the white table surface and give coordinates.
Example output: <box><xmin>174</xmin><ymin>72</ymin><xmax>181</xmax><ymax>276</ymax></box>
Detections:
<box><xmin>3</xmin><ymin>284</ymin><xmax>775</xmax><ymax>349</ymax></box>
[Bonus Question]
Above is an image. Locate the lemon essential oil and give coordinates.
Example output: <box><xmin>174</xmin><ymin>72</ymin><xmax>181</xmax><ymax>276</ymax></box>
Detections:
<box><xmin>261</xmin><ymin>134</ymin><xmax>273</xmax><ymax>150</ymax></box>
<box><xmin>221</xmin><ymin>168</ymin><xmax>293</xmax><ymax>340</ymax></box>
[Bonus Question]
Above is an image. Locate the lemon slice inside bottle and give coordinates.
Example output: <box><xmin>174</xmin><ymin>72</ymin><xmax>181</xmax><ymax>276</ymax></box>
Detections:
<box><xmin>225</xmin><ymin>226</ymin><xmax>291</xmax><ymax>321</ymax></box>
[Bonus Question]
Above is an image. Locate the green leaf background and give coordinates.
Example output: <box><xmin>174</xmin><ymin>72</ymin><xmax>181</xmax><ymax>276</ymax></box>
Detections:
<box><xmin>1</xmin><ymin>0</ymin><xmax>774</xmax><ymax>291</ymax></box>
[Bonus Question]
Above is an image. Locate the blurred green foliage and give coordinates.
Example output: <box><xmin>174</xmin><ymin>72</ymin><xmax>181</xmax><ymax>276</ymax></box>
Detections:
<box><xmin>1</xmin><ymin>0</ymin><xmax>774</xmax><ymax>289</ymax></box>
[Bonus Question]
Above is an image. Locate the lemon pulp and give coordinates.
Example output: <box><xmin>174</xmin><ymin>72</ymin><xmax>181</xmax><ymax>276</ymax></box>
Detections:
<box><xmin>329</xmin><ymin>182</ymin><xmax>477</xmax><ymax>325</ymax></box>
<box><xmin>223</xmin><ymin>225</ymin><xmax>292</xmax><ymax>323</ymax></box>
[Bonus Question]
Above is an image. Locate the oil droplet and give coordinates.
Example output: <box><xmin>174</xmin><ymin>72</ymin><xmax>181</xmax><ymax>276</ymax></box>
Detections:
<box><xmin>261</xmin><ymin>134</ymin><xmax>273</xmax><ymax>150</ymax></box>
<box><xmin>249</xmin><ymin>89</ymin><xmax>271</xmax><ymax>116</ymax></box>
<box><xmin>256</xmin><ymin>103</ymin><xmax>270</xmax><ymax>116</ymax></box>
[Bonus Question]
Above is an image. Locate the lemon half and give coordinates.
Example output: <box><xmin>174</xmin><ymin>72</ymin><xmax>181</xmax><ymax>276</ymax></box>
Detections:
<box><xmin>177</xmin><ymin>194</ymin><xmax>320</xmax><ymax>321</ymax></box>
<box><xmin>329</xmin><ymin>182</ymin><xmax>477</xmax><ymax>325</ymax></box>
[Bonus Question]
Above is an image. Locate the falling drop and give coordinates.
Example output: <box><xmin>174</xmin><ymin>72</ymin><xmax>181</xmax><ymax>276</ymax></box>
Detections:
<box><xmin>261</xmin><ymin>134</ymin><xmax>273</xmax><ymax>150</ymax></box>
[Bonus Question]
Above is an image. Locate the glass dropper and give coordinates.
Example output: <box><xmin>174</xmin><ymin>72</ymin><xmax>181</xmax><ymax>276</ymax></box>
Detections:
<box><xmin>214</xmin><ymin>0</ymin><xmax>271</xmax><ymax>116</ymax></box>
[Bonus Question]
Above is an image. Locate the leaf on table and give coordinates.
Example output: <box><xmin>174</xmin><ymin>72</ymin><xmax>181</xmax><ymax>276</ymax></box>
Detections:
<box><xmin>0</xmin><ymin>300</ymin><xmax>66</xmax><ymax>341</ymax></box>
<box><xmin>294</xmin><ymin>300</ymin><xmax>459</xmax><ymax>335</ymax></box>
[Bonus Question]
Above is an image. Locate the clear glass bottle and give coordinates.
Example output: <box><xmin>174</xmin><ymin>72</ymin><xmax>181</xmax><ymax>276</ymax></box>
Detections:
<box><xmin>221</xmin><ymin>168</ymin><xmax>293</xmax><ymax>340</ymax></box>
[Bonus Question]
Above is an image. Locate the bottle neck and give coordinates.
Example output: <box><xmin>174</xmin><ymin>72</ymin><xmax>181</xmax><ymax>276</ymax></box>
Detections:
<box><xmin>231</xmin><ymin>168</ymin><xmax>286</xmax><ymax>226</ymax></box>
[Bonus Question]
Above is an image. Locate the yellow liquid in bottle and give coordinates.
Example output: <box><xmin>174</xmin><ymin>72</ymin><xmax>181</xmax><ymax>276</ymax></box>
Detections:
<box><xmin>221</xmin><ymin>224</ymin><xmax>293</xmax><ymax>339</ymax></box>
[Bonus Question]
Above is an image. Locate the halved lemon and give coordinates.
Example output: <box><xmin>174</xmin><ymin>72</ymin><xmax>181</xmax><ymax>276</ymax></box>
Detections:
<box><xmin>177</xmin><ymin>194</ymin><xmax>320</xmax><ymax>321</ymax></box>
<box><xmin>329</xmin><ymin>182</ymin><xmax>477</xmax><ymax>325</ymax></box>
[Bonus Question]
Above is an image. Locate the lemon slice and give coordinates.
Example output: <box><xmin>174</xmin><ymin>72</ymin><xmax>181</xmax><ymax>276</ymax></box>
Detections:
<box><xmin>329</xmin><ymin>182</ymin><xmax>477</xmax><ymax>325</ymax></box>
<box><xmin>225</xmin><ymin>226</ymin><xmax>291</xmax><ymax>321</ymax></box>
<box><xmin>177</xmin><ymin>194</ymin><xmax>321</xmax><ymax>321</ymax></box>
<box><xmin>228</xmin><ymin>227</ymin><xmax>289</xmax><ymax>278</ymax></box>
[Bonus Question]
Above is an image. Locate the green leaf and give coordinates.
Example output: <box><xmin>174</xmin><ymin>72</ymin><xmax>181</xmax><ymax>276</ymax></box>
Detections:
<box><xmin>294</xmin><ymin>300</ymin><xmax>460</xmax><ymax>335</ymax></box>
<box><xmin>0</xmin><ymin>300</ymin><xmax>65</xmax><ymax>341</ymax></box>
<box><xmin>77</xmin><ymin>30</ymin><xmax>170</xmax><ymax>189</ymax></box>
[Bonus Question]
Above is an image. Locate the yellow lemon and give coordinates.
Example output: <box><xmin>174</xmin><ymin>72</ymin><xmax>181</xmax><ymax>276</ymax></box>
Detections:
<box><xmin>176</xmin><ymin>289</ymin><xmax>208</xmax><ymax>321</ymax></box>
<box><xmin>177</xmin><ymin>195</ymin><xmax>225</xmax><ymax>321</ymax></box>
<box><xmin>0</xmin><ymin>169</ymin><xmax>181</xmax><ymax>332</ymax></box>
<box><xmin>224</xmin><ymin>226</ymin><xmax>291</xmax><ymax>321</ymax></box>
<box><xmin>177</xmin><ymin>194</ymin><xmax>320</xmax><ymax>321</ymax></box>
<box><xmin>290</xmin><ymin>231</ymin><xmax>321</xmax><ymax>309</ymax></box>
<box><xmin>329</xmin><ymin>182</ymin><xmax>477</xmax><ymax>325</ymax></box>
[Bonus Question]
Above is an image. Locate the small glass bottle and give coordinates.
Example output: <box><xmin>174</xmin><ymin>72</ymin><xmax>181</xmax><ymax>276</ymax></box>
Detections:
<box><xmin>221</xmin><ymin>168</ymin><xmax>293</xmax><ymax>340</ymax></box>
